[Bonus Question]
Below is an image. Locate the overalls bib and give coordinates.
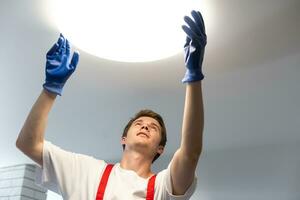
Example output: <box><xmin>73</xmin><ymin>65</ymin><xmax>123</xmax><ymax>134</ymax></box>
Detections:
<box><xmin>95</xmin><ymin>164</ymin><xmax>156</xmax><ymax>200</ymax></box>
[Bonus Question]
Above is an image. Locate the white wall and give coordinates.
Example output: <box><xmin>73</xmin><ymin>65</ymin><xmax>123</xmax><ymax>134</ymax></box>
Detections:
<box><xmin>191</xmin><ymin>141</ymin><xmax>300</xmax><ymax>200</ymax></box>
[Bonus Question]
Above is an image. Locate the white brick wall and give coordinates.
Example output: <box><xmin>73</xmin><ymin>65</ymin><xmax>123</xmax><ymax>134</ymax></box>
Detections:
<box><xmin>0</xmin><ymin>164</ymin><xmax>47</xmax><ymax>200</ymax></box>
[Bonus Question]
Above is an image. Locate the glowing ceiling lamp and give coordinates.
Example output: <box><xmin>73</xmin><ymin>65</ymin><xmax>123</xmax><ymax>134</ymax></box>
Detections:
<box><xmin>46</xmin><ymin>0</ymin><xmax>207</xmax><ymax>62</ymax></box>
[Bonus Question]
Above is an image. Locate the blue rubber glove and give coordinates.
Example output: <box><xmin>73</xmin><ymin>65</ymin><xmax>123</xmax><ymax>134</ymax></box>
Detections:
<box><xmin>181</xmin><ymin>10</ymin><xmax>207</xmax><ymax>83</ymax></box>
<box><xmin>43</xmin><ymin>34</ymin><xmax>79</xmax><ymax>96</ymax></box>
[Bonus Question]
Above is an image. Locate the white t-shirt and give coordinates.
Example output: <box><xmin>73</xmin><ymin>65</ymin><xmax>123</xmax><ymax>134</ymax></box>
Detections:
<box><xmin>35</xmin><ymin>140</ymin><xmax>197</xmax><ymax>200</ymax></box>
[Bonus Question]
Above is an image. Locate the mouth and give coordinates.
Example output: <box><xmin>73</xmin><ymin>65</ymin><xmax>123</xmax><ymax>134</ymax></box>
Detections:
<box><xmin>137</xmin><ymin>132</ymin><xmax>149</xmax><ymax>138</ymax></box>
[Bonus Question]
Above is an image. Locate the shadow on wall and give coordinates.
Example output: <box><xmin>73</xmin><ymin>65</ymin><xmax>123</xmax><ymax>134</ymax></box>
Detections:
<box><xmin>192</xmin><ymin>141</ymin><xmax>300</xmax><ymax>200</ymax></box>
<box><xmin>207</xmin><ymin>0</ymin><xmax>300</xmax><ymax>74</ymax></box>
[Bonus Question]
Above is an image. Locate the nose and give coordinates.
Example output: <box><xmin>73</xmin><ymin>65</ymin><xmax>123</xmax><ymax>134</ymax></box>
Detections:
<box><xmin>141</xmin><ymin>125</ymin><xmax>149</xmax><ymax>131</ymax></box>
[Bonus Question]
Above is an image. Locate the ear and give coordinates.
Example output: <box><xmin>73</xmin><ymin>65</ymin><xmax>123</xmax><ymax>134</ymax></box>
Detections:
<box><xmin>121</xmin><ymin>136</ymin><xmax>126</xmax><ymax>145</ymax></box>
<box><xmin>157</xmin><ymin>145</ymin><xmax>164</xmax><ymax>155</ymax></box>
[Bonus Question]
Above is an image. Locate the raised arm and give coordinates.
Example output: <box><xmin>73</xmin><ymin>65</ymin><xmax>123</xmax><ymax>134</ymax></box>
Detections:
<box><xmin>16</xmin><ymin>34</ymin><xmax>79</xmax><ymax>167</ymax></box>
<box><xmin>170</xmin><ymin>10</ymin><xmax>206</xmax><ymax>195</ymax></box>
<box><xmin>16</xmin><ymin>90</ymin><xmax>57</xmax><ymax>166</ymax></box>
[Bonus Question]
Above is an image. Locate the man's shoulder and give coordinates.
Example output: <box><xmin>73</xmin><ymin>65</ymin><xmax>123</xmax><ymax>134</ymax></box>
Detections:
<box><xmin>43</xmin><ymin>140</ymin><xmax>106</xmax><ymax>166</ymax></box>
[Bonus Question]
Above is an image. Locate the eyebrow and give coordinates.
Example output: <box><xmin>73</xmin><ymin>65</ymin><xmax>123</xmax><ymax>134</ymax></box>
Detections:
<box><xmin>134</xmin><ymin>119</ymin><xmax>160</xmax><ymax>130</ymax></box>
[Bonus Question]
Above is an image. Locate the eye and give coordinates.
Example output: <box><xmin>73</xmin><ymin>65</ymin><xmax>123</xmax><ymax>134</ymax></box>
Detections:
<box><xmin>150</xmin><ymin>125</ymin><xmax>157</xmax><ymax>131</ymax></box>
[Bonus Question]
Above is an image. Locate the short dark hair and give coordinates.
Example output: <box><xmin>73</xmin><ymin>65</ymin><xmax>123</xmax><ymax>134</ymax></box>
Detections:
<box><xmin>122</xmin><ymin>109</ymin><xmax>167</xmax><ymax>163</ymax></box>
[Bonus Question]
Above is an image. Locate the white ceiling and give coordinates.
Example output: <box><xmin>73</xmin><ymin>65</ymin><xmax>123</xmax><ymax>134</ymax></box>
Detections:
<box><xmin>0</xmin><ymin>0</ymin><xmax>300</xmax><ymax>167</ymax></box>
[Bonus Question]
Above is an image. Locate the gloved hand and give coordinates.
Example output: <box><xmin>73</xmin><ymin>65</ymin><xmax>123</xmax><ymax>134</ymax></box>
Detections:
<box><xmin>43</xmin><ymin>34</ymin><xmax>79</xmax><ymax>96</ymax></box>
<box><xmin>181</xmin><ymin>10</ymin><xmax>207</xmax><ymax>83</ymax></box>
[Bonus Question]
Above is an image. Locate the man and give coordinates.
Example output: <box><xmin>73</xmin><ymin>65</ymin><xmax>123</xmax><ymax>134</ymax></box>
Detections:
<box><xmin>16</xmin><ymin>10</ymin><xmax>206</xmax><ymax>200</ymax></box>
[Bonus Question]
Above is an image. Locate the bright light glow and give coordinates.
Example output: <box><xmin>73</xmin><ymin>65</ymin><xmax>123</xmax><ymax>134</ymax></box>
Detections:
<box><xmin>46</xmin><ymin>0</ymin><xmax>209</xmax><ymax>62</ymax></box>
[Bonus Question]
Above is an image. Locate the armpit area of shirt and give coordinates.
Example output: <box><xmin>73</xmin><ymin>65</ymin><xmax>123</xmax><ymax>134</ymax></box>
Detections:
<box><xmin>35</xmin><ymin>140</ymin><xmax>61</xmax><ymax>194</ymax></box>
<box><xmin>157</xmin><ymin>162</ymin><xmax>197</xmax><ymax>199</ymax></box>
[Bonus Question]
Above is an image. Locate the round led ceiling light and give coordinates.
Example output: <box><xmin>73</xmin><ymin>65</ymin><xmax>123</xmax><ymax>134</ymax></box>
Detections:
<box><xmin>46</xmin><ymin>0</ymin><xmax>208</xmax><ymax>62</ymax></box>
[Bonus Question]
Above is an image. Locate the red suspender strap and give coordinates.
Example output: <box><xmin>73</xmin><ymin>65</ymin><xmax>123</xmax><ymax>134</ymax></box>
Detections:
<box><xmin>96</xmin><ymin>163</ymin><xmax>156</xmax><ymax>200</ymax></box>
<box><xmin>95</xmin><ymin>164</ymin><xmax>114</xmax><ymax>200</ymax></box>
<box><xmin>146</xmin><ymin>175</ymin><xmax>156</xmax><ymax>200</ymax></box>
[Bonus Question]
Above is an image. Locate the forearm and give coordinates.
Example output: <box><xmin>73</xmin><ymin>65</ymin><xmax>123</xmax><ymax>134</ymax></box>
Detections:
<box><xmin>16</xmin><ymin>89</ymin><xmax>57</xmax><ymax>150</ymax></box>
<box><xmin>180</xmin><ymin>81</ymin><xmax>204</xmax><ymax>158</ymax></box>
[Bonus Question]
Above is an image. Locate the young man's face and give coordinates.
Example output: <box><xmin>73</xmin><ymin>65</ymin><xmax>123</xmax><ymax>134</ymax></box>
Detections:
<box><xmin>121</xmin><ymin>116</ymin><xmax>164</xmax><ymax>157</ymax></box>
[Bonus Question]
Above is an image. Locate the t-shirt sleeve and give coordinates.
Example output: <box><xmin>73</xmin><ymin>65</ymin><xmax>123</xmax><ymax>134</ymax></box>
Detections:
<box><xmin>156</xmin><ymin>161</ymin><xmax>197</xmax><ymax>200</ymax></box>
<box><xmin>34</xmin><ymin>140</ymin><xmax>106</xmax><ymax>198</ymax></box>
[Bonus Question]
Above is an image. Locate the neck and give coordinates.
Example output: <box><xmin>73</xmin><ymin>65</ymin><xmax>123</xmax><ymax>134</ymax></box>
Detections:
<box><xmin>120</xmin><ymin>149</ymin><xmax>154</xmax><ymax>179</ymax></box>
